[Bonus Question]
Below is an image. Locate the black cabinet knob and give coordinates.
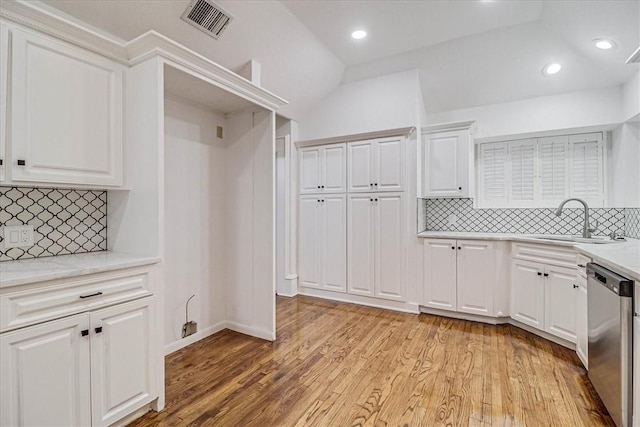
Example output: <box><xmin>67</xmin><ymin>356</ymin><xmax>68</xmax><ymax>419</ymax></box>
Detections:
<box><xmin>457</xmin><ymin>246</ymin><xmax>461</xmax><ymax>250</ymax></box>
<box><xmin>374</xmin><ymin>183</ymin><xmax>378</xmax><ymax>186</ymax></box>
<box><xmin>543</xmin><ymin>273</ymin><xmax>549</xmax><ymax>277</ymax></box>
<box><xmin>317</xmin><ymin>185</ymin><xmax>320</xmax><ymax>189</ymax></box>
<box><xmin>537</xmin><ymin>272</ymin><xmax>542</xmax><ymax>276</ymax></box>
<box><xmin>17</xmin><ymin>160</ymin><xmax>26</xmax><ymax>166</ymax></box>
<box><xmin>321</xmin><ymin>185</ymin><xmax>325</xmax><ymax>189</ymax></box>
<box><xmin>0</xmin><ymin>159</ymin><xmax>3</xmax><ymax>166</ymax></box>
<box><xmin>451</xmin><ymin>246</ymin><xmax>455</xmax><ymax>250</ymax></box>
<box><xmin>95</xmin><ymin>326</ymin><xmax>103</xmax><ymax>334</ymax></box>
<box><xmin>573</xmin><ymin>284</ymin><xmax>579</xmax><ymax>289</ymax></box>
<box><xmin>374</xmin><ymin>198</ymin><xmax>378</xmax><ymax>201</ymax></box>
<box><xmin>370</xmin><ymin>198</ymin><xmax>373</xmax><ymax>202</ymax></box>
<box><xmin>458</xmin><ymin>187</ymin><xmax>462</xmax><ymax>190</ymax></box>
<box><xmin>81</xmin><ymin>329</ymin><xmax>89</xmax><ymax>337</ymax></box>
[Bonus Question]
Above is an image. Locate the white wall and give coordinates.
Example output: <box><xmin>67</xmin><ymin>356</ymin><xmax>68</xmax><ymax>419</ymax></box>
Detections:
<box><xmin>622</xmin><ymin>71</ymin><xmax>640</xmax><ymax>122</ymax></box>
<box><xmin>163</xmin><ymin>98</ymin><xmax>228</xmax><ymax>352</ymax></box>
<box><xmin>298</xmin><ymin>69</ymin><xmax>421</xmax><ymax>141</ymax></box>
<box><xmin>609</xmin><ymin>121</ymin><xmax>640</xmax><ymax>207</ymax></box>
<box><xmin>426</xmin><ymin>86</ymin><xmax>624</xmax><ymax>139</ymax></box>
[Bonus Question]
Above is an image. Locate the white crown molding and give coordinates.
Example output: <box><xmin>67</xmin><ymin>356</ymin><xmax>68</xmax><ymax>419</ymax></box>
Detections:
<box><xmin>295</xmin><ymin>126</ymin><xmax>416</xmax><ymax>148</ymax></box>
<box><xmin>1</xmin><ymin>1</ymin><xmax>288</xmax><ymax>112</ymax></box>
<box><xmin>421</xmin><ymin>120</ymin><xmax>477</xmax><ymax>135</ymax></box>
<box><xmin>126</xmin><ymin>31</ymin><xmax>287</xmax><ymax>111</ymax></box>
<box><xmin>0</xmin><ymin>0</ymin><xmax>128</xmax><ymax>63</ymax></box>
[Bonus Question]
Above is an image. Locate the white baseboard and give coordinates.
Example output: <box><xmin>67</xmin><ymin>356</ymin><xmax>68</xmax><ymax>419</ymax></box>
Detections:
<box><xmin>420</xmin><ymin>306</ymin><xmax>510</xmax><ymax>325</ymax></box>
<box><xmin>276</xmin><ymin>291</ymin><xmax>298</xmax><ymax>297</ymax></box>
<box><xmin>299</xmin><ymin>287</ymin><xmax>420</xmax><ymax>314</ymax></box>
<box><xmin>508</xmin><ymin>319</ymin><xmax>575</xmax><ymax>350</ymax></box>
<box><xmin>226</xmin><ymin>321</ymin><xmax>276</xmax><ymax>341</ymax></box>
<box><xmin>164</xmin><ymin>320</ymin><xmax>226</xmax><ymax>355</ymax></box>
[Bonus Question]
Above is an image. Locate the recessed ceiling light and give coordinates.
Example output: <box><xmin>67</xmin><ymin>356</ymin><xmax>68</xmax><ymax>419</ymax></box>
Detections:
<box><xmin>542</xmin><ymin>63</ymin><xmax>562</xmax><ymax>76</ymax></box>
<box><xmin>594</xmin><ymin>39</ymin><xmax>616</xmax><ymax>50</ymax></box>
<box><xmin>351</xmin><ymin>30</ymin><xmax>367</xmax><ymax>40</ymax></box>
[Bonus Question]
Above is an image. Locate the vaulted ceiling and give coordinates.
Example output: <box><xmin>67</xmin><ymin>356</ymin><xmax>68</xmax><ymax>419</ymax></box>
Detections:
<box><xmin>41</xmin><ymin>0</ymin><xmax>640</xmax><ymax>118</ymax></box>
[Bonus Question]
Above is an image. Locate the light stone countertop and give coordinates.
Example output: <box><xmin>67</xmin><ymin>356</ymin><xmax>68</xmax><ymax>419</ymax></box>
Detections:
<box><xmin>418</xmin><ymin>231</ymin><xmax>640</xmax><ymax>282</ymax></box>
<box><xmin>0</xmin><ymin>251</ymin><xmax>161</xmax><ymax>289</ymax></box>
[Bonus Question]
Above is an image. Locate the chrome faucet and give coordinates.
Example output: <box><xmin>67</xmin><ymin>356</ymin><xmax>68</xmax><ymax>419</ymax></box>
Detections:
<box><xmin>554</xmin><ymin>198</ymin><xmax>598</xmax><ymax>238</ymax></box>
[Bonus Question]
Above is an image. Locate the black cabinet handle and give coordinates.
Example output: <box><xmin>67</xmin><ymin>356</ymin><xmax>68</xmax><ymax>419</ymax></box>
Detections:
<box><xmin>573</xmin><ymin>284</ymin><xmax>579</xmax><ymax>289</ymax></box>
<box><xmin>0</xmin><ymin>159</ymin><xmax>3</xmax><ymax>166</ymax></box>
<box><xmin>95</xmin><ymin>326</ymin><xmax>103</xmax><ymax>334</ymax></box>
<box><xmin>537</xmin><ymin>272</ymin><xmax>542</xmax><ymax>276</ymax></box>
<box><xmin>17</xmin><ymin>160</ymin><xmax>26</xmax><ymax>166</ymax></box>
<box><xmin>458</xmin><ymin>187</ymin><xmax>462</xmax><ymax>190</ymax></box>
<box><xmin>543</xmin><ymin>273</ymin><xmax>549</xmax><ymax>277</ymax></box>
<box><xmin>374</xmin><ymin>183</ymin><xmax>378</xmax><ymax>186</ymax></box>
<box><xmin>79</xmin><ymin>291</ymin><xmax>103</xmax><ymax>299</ymax></box>
<box><xmin>81</xmin><ymin>329</ymin><xmax>89</xmax><ymax>337</ymax></box>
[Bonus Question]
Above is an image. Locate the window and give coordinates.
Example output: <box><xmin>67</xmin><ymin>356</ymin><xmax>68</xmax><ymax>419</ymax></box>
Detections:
<box><xmin>477</xmin><ymin>132</ymin><xmax>605</xmax><ymax>208</ymax></box>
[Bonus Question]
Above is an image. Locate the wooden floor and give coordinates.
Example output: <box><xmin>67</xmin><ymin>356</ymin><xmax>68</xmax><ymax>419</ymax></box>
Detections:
<box><xmin>130</xmin><ymin>296</ymin><xmax>613</xmax><ymax>427</ymax></box>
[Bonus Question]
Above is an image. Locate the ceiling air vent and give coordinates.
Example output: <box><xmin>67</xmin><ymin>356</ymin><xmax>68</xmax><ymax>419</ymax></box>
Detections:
<box><xmin>181</xmin><ymin>0</ymin><xmax>233</xmax><ymax>40</ymax></box>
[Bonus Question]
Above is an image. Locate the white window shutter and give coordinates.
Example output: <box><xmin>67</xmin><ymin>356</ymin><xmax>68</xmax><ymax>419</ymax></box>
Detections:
<box><xmin>538</xmin><ymin>135</ymin><xmax>568</xmax><ymax>202</ymax></box>
<box><xmin>509</xmin><ymin>139</ymin><xmax>537</xmax><ymax>204</ymax></box>
<box><xmin>570</xmin><ymin>133</ymin><xmax>603</xmax><ymax>204</ymax></box>
<box><xmin>478</xmin><ymin>142</ymin><xmax>507</xmax><ymax>205</ymax></box>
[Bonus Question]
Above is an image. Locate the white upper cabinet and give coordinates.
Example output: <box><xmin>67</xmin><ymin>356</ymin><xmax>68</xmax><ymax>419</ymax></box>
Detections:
<box><xmin>0</xmin><ymin>23</ymin><xmax>8</xmax><ymax>182</ymax></box>
<box><xmin>299</xmin><ymin>143</ymin><xmax>346</xmax><ymax>194</ymax></box>
<box><xmin>348</xmin><ymin>137</ymin><xmax>404</xmax><ymax>193</ymax></box>
<box><xmin>422</xmin><ymin>123</ymin><xmax>474</xmax><ymax>198</ymax></box>
<box><xmin>9</xmin><ymin>28</ymin><xmax>124</xmax><ymax>187</ymax></box>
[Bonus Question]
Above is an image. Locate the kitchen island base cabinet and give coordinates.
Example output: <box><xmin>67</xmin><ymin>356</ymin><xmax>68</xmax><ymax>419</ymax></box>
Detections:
<box><xmin>0</xmin><ymin>296</ymin><xmax>156</xmax><ymax>427</ymax></box>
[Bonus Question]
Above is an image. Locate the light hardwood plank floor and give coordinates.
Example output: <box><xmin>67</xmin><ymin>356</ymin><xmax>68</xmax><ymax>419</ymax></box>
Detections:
<box><xmin>129</xmin><ymin>295</ymin><xmax>614</xmax><ymax>427</ymax></box>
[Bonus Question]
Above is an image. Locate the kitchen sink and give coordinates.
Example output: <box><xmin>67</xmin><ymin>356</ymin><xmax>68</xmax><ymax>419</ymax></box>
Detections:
<box><xmin>533</xmin><ymin>235</ymin><xmax>625</xmax><ymax>244</ymax></box>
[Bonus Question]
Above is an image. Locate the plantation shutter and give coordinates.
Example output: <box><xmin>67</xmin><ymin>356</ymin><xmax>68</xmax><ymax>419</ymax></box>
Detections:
<box><xmin>538</xmin><ymin>135</ymin><xmax>568</xmax><ymax>202</ymax></box>
<box><xmin>509</xmin><ymin>139</ymin><xmax>536</xmax><ymax>205</ymax></box>
<box><xmin>570</xmin><ymin>133</ymin><xmax>602</xmax><ymax>205</ymax></box>
<box><xmin>479</xmin><ymin>142</ymin><xmax>507</xmax><ymax>205</ymax></box>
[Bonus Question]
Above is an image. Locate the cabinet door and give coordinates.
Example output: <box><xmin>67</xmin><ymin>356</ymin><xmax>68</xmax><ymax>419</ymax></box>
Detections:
<box><xmin>299</xmin><ymin>196</ymin><xmax>322</xmax><ymax>288</ymax></box>
<box><xmin>374</xmin><ymin>193</ymin><xmax>404</xmax><ymax>301</ymax></box>
<box><xmin>576</xmin><ymin>277</ymin><xmax>588</xmax><ymax>368</ymax></box>
<box><xmin>545</xmin><ymin>265</ymin><xmax>577</xmax><ymax>343</ymax></box>
<box><xmin>510</xmin><ymin>259</ymin><xmax>544</xmax><ymax>330</ymax></box>
<box><xmin>11</xmin><ymin>28</ymin><xmax>123</xmax><ymax>187</ymax></box>
<box><xmin>348</xmin><ymin>194</ymin><xmax>375</xmax><ymax>296</ymax></box>
<box><xmin>348</xmin><ymin>141</ymin><xmax>375</xmax><ymax>192</ymax></box>
<box><xmin>321</xmin><ymin>195</ymin><xmax>346</xmax><ymax>292</ymax></box>
<box><xmin>0</xmin><ymin>23</ymin><xmax>7</xmax><ymax>182</ymax></box>
<box><xmin>456</xmin><ymin>240</ymin><xmax>494</xmax><ymax>316</ymax></box>
<box><xmin>90</xmin><ymin>297</ymin><xmax>155</xmax><ymax>427</ymax></box>
<box><xmin>321</xmin><ymin>144</ymin><xmax>346</xmax><ymax>193</ymax></box>
<box><xmin>422</xmin><ymin>239</ymin><xmax>457</xmax><ymax>311</ymax></box>
<box><xmin>375</xmin><ymin>137</ymin><xmax>403</xmax><ymax>192</ymax></box>
<box><xmin>0</xmin><ymin>314</ymin><xmax>91</xmax><ymax>427</ymax></box>
<box><xmin>299</xmin><ymin>147</ymin><xmax>321</xmax><ymax>193</ymax></box>
<box><xmin>423</xmin><ymin>130</ymin><xmax>469</xmax><ymax>197</ymax></box>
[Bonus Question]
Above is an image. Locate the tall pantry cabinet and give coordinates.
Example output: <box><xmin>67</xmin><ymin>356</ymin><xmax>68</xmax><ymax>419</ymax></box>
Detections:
<box><xmin>298</xmin><ymin>134</ymin><xmax>407</xmax><ymax>304</ymax></box>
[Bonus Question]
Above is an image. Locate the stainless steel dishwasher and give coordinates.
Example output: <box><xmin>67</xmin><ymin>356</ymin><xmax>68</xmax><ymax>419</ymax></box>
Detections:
<box><xmin>587</xmin><ymin>263</ymin><xmax>634</xmax><ymax>427</ymax></box>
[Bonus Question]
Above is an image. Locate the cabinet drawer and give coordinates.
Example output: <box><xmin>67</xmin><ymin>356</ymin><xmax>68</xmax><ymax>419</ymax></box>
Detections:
<box><xmin>511</xmin><ymin>243</ymin><xmax>577</xmax><ymax>269</ymax></box>
<box><xmin>0</xmin><ymin>267</ymin><xmax>153</xmax><ymax>332</ymax></box>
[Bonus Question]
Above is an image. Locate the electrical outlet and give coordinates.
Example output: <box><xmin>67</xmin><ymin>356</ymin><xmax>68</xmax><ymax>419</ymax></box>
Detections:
<box><xmin>3</xmin><ymin>225</ymin><xmax>34</xmax><ymax>249</ymax></box>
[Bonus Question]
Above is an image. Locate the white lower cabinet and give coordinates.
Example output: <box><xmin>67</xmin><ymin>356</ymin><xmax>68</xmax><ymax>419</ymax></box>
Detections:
<box><xmin>422</xmin><ymin>239</ymin><xmax>495</xmax><ymax>315</ymax></box>
<box><xmin>348</xmin><ymin>193</ymin><xmax>405</xmax><ymax>301</ymax></box>
<box><xmin>510</xmin><ymin>255</ymin><xmax>578</xmax><ymax>343</ymax></box>
<box><xmin>299</xmin><ymin>194</ymin><xmax>346</xmax><ymax>292</ymax></box>
<box><xmin>0</xmin><ymin>313</ymin><xmax>92</xmax><ymax>427</ymax></box>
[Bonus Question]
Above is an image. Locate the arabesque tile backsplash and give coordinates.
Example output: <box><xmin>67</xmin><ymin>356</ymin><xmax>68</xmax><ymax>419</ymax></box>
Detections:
<box><xmin>0</xmin><ymin>187</ymin><xmax>107</xmax><ymax>261</ymax></box>
<box><xmin>420</xmin><ymin>198</ymin><xmax>639</xmax><ymax>238</ymax></box>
